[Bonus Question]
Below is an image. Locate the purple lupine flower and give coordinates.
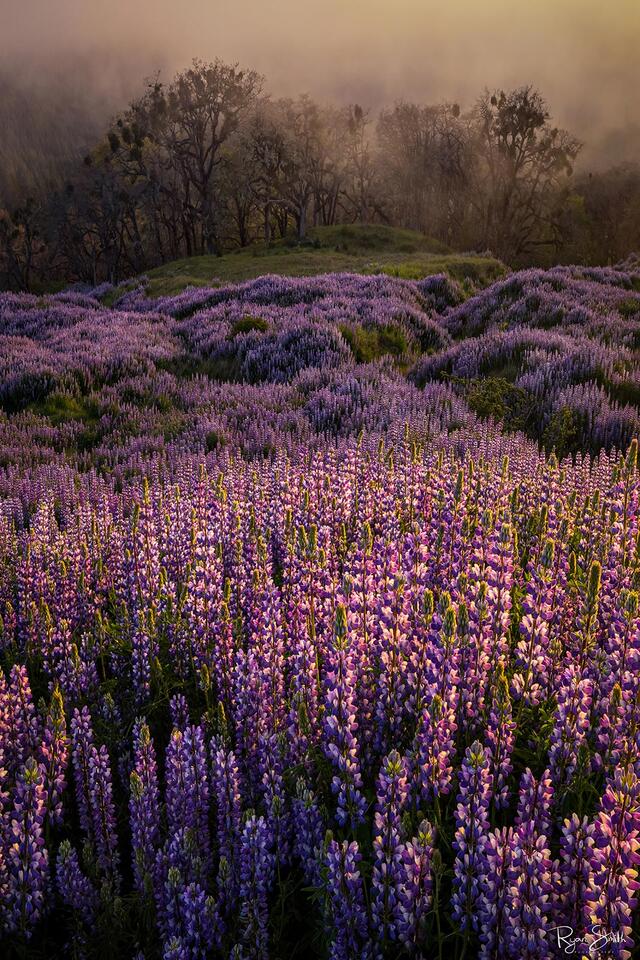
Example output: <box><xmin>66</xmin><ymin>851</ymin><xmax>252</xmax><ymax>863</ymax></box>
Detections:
<box><xmin>174</xmin><ymin>523</ymin><xmax>218</xmax><ymax>681</ymax></box>
<box><xmin>373</xmin><ymin>566</ymin><xmax>411</xmax><ymax>756</ymax></box>
<box><xmin>504</xmin><ymin>818</ymin><xmax>553</xmax><ymax>959</ymax></box>
<box><xmin>211</xmin><ymin>598</ymin><xmax>238</xmax><ymax>721</ymax></box>
<box><xmin>451</xmin><ymin>740</ymin><xmax>493</xmax><ymax>932</ymax></box>
<box><xmin>477</xmin><ymin>826</ymin><xmax>513</xmax><ymax>959</ymax></box>
<box><xmin>165</xmin><ymin>724</ymin><xmax>211</xmax><ymax>865</ymax></box>
<box><xmin>162</xmin><ymin>936</ymin><xmax>186</xmax><ymax>960</ymax></box>
<box><xmin>292</xmin><ymin>777</ymin><xmax>325</xmax><ymax>889</ymax></box>
<box><xmin>170</xmin><ymin>693</ymin><xmax>190</xmax><ymax>731</ymax></box>
<box><xmin>513</xmin><ymin>538</ymin><xmax>555</xmax><ymax>705</ymax></box>
<box><xmin>155</xmin><ymin>829</ymin><xmax>207</xmax><ymax>940</ymax></box>
<box><xmin>574</xmin><ymin>559</ymin><xmax>602</xmax><ymax>670</ymax></box>
<box><xmin>397</xmin><ymin>818</ymin><xmax>435</xmax><ymax>948</ymax></box>
<box><xmin>424</xmin><ymin>600</ymin><xmax>461</xmax><ymax>708</ymax></box>
<box><xmin>165</xmin><ymin>728</ymin><xmax>190</xmax><ymax>836</ymax></box>
<box><xmin>483</xmin><ymin>663</ymin><xmax>515</xmax><ymax>808</ymax></box>
<box><xmin>130</xmin><ymin>718</ymin><xmax>160</xmax><ymax>894</ymax></box>
<box><xmin>595</xmin><ymin>682</ymin><xmax>626</xmax><ymax>776</ymax></box>
<box><xmin>247</xmin><ymin>575</ymin><xmax>287</xmax><ymax>744</ymax></box>
<box><xmin>182</xmin><ymin>881</ymin><xmax>220</xmax><ymax>955</ymax></box>
<box><xmin>455</xmin><ymin>596</ymin><xmax>488</xmax><ymax>732</ymax></box>
<box><xmin>325</xmin><ymin>839</ymin><xmax>370</xmax><ymax>960</ymax></box>
<box><xmin>38</xmin><ymin>685</ymin><xmax>68</xmax><ymax>826</ymax></box>
<box><xmin>238</xmin><ymin>814</ymin><xmax>275</xmax><ymax>960</ymax></box>
<box><xmin>516</xmin><ymin>768</ymin><xmax>555</xmax><ymax>838</ymax></box>
<box><xmin>5</xmin><ymin>757</ymin><xmax>49</xmax><ymax>937</ymax></box>
<box><xmin>56</xmin><ymin>840</ymin><xmax>96</xmax><ymax>926</ymax></box>
<box><xmin>128</xmin><ymin>478</ymin><xmax>161</xmax><ymax>608</ymax></box>
<box><xmin>210</xmin><ymin>734</ymin><xmax>243</xmax><ymax>906</ymax></box>
<box><xmin>460</xmin><ymin>580</ymin><xmax>493</xmax><ymax>727</ymax></box>
<box><xmin>549</xmin><ymin>665</ymin><xmax>594</xmax><ymax>788</ymax></box>
<box><xmin>339</xmin><ymin>524</ymin><xmax>380</xmax><ymax>769</ymax></box>
<box><xmin>585</xmin><ymin>767</ymin><xmax>640</xmax><ymax>958</ymax></box>
<box><xmin>184</xmin><ymin>723</ymin><xmax>211</xmax><ymax>865</ymax></box>
<box><xmin>160</xmin><ymin>873</ymin><xmax>218</xmax><ymax>960</ymax></box>
<box><xmin>556</xmin><ymin>814</ymin><xmax>595</xmax><ymax>940</ymax></box>
<box><xmin>371</xmin><ymin>749</ymin><xmax>409</xmax><ymax>943</ymax></box>
<box><xmin>131</xmin><ymin>612</ymin><xmax>157</xmax><ymax>703</ymax></box>
<box><xmin>285</xmin><ymin>526</ymin><xmax>324</xmax><ymax>764</ymax></box>
<box><xmin>258</xmin><ymin>733</ymin><xmax>291</xmax><ymax>867</ymax></box>
<box><xmin>405</xmin><ymin>588</ymin><xmax>435</xmax><ymax>725</ymax></box>
<box><xmin>416</xmin><ymin>692</ymin><xmax>457</xmax><ymax>803</ymax></box>
<box><xmin>70</xmin><ymin>705</ymin><xmax>95</xmax><ymax>837</ymax></box>
<box><xmin>88</xmin><ymin>742</ymin><xmax>119</xmax><ymax>877</ymax></box>
<box><xmin>322</xmin><ymin>604</ymin><xmax>367</xmax><ymax>829</ymax></box>
<box><xmin>3</xmin><ymin>664</ymin><xmax>40</xmax><ymax>777</ymax></box>
<box><xmin>0</xmin><ymin>743</ymin><xmax>8</xmax><ymax>815</ymax></box>
<box><xmin>48</xmin><ymin>619</ymin><xmax>98</xmax><ymax>702</ymax></box>
<box><xmin>603</xmin><ymin>590</ymin><xmax>640</xmax><ymax>731</ymax></box>
<box><xmin>232</xmin><ymin>647</ymin><xmax>263</xmax><ymax>798</ymax></box>
<box><xmin>480</xmin><ymin>519</ymin><xmax>514</xmax><ymax>662</ymax></box>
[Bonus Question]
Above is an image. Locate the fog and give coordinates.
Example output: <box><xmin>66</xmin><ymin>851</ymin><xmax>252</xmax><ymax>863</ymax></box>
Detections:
<box><xmin>1</xmin><ymin>0</ymin><xmax>639</xmax><ymax>187</ymax></box>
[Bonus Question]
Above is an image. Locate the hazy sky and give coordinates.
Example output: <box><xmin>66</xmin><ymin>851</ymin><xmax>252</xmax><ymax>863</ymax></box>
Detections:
<box><xmin>2</xmin><ymin>0</ymin><xmax>640</xmax><ymax>163</ymax></box>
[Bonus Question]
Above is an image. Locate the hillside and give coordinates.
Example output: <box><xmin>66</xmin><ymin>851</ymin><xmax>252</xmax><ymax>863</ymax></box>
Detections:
<box><xmin>143</xmin><ymin>224</ymin><xmax>506</xmax><ymax>296</ymax></box>
<box><xmin>3</xmin><ymin>259</ymin><xmax>640</xmax><ymax>464</ymax></box>
<box><xmin>2</xmin><ymin>259</ymin><xmax>640</xmax><ymax>957</ymax></box>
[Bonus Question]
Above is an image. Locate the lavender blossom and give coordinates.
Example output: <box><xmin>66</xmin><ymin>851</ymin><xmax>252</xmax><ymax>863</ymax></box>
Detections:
<box><xmin>5</xmin><ymin>758</ymin><xmax>49</xmax><ymax>937</ymax></box>
<box><xmin>130</xmin><ymin>719</ymin><xmax>160</xmax><ymax>894</ymax></box>
<box><xmin>451</xmin><ymin>741</ymin><xmax>493</xmax><ymax>932</ymax></box>
<box><xmin>238</xmin><ymin>814</ymin><xmax>275</xmax><ymax>959</ymax></box>
<box><xmin>325</xmin><ymin>839</ymin><xmax>370</xmax><ymax>960</ymax></box>
<box><xmin>371</xmin><ymin>750</ymin><xmax>409</xmax><ymax>943</ymax></box>
<box><xmin>56</xmin><ymin>840</ymin><xmax>96</xmax><ymax>926</ymax></box>
<box><xmin>322</xmin><ymin>604</ymin><xmax>367</xmax><ymax>829</ymax></box>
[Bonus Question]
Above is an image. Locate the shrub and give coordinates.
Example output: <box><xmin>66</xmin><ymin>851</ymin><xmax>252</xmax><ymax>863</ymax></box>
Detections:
<box><xmin>339</xmin><ymin>324</ymin><xmax>408</xmax><ymax>363</ymax></box>
<box><xmin>230</xmin><ymin>315</ymin><xmax>269</xmax><ymax>336</ymax></box>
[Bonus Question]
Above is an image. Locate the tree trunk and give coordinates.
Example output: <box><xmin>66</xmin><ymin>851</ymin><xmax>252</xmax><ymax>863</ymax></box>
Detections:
<box><xmin>297</xmin><ymin>203</ymin><xmax>307</xmax><ymax>241</ymax></box>
<box><xmin>264</xmin><ymin>202</ymin><xmax>272</xmax><ymax>246</ymax></box>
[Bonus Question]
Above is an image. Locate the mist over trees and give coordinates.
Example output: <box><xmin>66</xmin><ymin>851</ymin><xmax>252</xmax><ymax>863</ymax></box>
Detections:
<box><xmin>0</xmin><ymin>58</ymin><xmax>638</xmax><ymax>290</ymax></box>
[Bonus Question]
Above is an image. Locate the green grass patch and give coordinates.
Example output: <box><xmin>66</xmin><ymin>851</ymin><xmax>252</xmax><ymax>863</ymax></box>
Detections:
<box><xmin>340</xmin><ymin>323</ymin><xmax>409</xmax><ymax>363</ymax></box>
<box><xmin>602</xmin><ymin>377</ymin><xmax>640</xmax><ymax>408</ymax></box>
<box><xmin>303</xmin><ymin>223</ymin><xmax>450</xmax><ymax>254</ymax></box>
<box><xmin>156</xmin><ymin>354</ymin><xmax>242</xmax><ymax>383</ymax></box>
<box><xmin>28</xmin><ymin>392</ymin><xmax>100</xmax><ymax>426</ymax></box>
<box><xmin>230</xmin><ymin>316</ymin><xmax>269</xmax><ymax>337</ymax></box>
<box><xmin>144</xmin><ymin>225</ymin><xmax>506</xmax><ymax>297</ymax></box>
<box><xmin>618</xmin><ymin>297</ymin><xmax>640</xmax><ymax>318</ymax></box>
<box><xmin>476</xmin><ymin>359</ymin><xmax>523</xmax><ymax>383</ymax></box>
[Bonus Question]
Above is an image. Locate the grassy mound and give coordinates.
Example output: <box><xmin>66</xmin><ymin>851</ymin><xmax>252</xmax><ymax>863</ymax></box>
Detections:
<box><xmin>144</xmin><ymin>224</ymin><xmax>506</xmax><ymax>296</ymax></box>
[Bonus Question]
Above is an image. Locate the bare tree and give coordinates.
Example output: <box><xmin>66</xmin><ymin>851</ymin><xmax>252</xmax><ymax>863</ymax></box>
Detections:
<box><xmin>278</xmin><ymin>96</ymin><xmax>325</xmax><ymax>241</ymax></box>
<box><xmin>376</xmin><ymin>102</ymin><xmax>470</xmax><ymax>242</ymax></box>
<box><xmin>470</xmin><ymin>86</ymin><xmax>581</xmax><ymax>260</ymax></box>
<box><xmin>243</xmin><ymin>106</ymin><xmax>290</xmax><ymax>245</ymax></box>
<box><xmin>114</xmin><ymin>60</ymin><xmax>263</xmax><ymax>255</ymax></box>
<box><xmin>0</xmin><ymin>198</ymin><xmax>43</xmax><ymax>290</ymax></box>
<box><xmin>342</xmin><ymin>105</ymin><xmax>379</xmax><ymax>223</ymax></box>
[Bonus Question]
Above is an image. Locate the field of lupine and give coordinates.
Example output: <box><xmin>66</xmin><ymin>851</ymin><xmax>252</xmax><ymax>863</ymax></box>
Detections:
<box><xmin>1</xmin><ymin>262</ymin><xmax>640</xmax><ymax>959</ymax></box>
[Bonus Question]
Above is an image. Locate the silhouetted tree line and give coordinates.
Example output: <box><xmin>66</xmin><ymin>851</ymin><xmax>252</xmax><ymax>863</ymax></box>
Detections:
<box><xmin>1</xmin><ymin>59</ymin><xmax>638</xmax><ymax>290</ymax></box>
